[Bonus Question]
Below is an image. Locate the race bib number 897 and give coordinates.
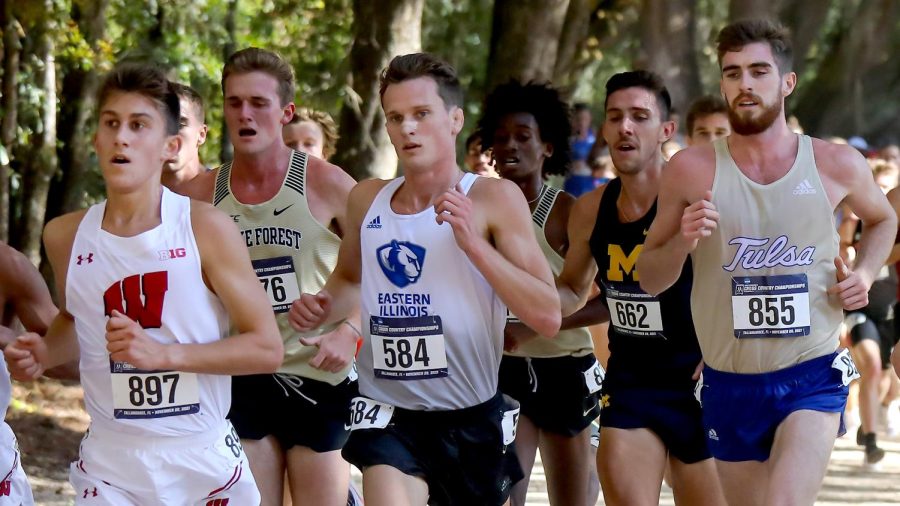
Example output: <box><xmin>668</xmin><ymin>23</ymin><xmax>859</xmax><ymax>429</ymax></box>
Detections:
<box><xmin>110</xmin><ymin>360</ymin><xmax>199</xmax><ymax>419</ymax></box>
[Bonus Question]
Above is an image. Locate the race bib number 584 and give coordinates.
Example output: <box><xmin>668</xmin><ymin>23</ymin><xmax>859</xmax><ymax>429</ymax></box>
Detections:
<box><xmin>370</xmin><ymin>315</ymin><xmax>448</xmax><ymax>380</ymax></box>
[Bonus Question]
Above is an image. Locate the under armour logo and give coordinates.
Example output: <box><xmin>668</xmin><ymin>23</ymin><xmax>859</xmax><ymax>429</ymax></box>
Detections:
<box><xmin>206</xmin><ymin>499</ymin><xmax>230</xmax><ymax>506</ymax></box>
<box><xmin>83</xmin><ymin>487</ymin><xmax>98</xmax><ymax>498</ymax></box>
<box><xmin>76</xmin><ymin>253</ymin><xmax>94</xmax><ymax>265</ymax></box>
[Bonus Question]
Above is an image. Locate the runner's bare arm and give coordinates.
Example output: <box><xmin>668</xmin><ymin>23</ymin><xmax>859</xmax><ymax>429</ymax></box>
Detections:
<box><xmin>557</xmin><ymin>188</ymin><xmax>603</xmax><ymax>316</ymax></box>
<box><xmin>128</xmin><ymin>202</ymin><xmax>284</xmax><ymax>375</ymax></box>
<box><xmin>638</xmin><ymin>148</ymin><xmax>717</xmax><ymax>295</ymax></box>
<box><xmin>561</xmin><ymin>296</ymin><xmax>609</xmax><ymax>329</ymax></box>
<box><xmin>0</xmin><ymin>243</ymin><xmax>58</xmax><ymax>335</ymax></box>
<box><xmin>4</xmin><ymin>214</ymin><xmax>84</xmax><ymax>378</ymax></box>
<box><xmin>307</xmin><ymin>156</ymin><xmax>357</xmax><ymax>239</ymax></box>
<box><xmin>453</xmin><ymin>178</ymin><xmax>560</xmax><ymax>337</ymax></box>
<box><xmin>885</xmin><ymin>187</ymin><xmax>900</xmax><ymax>264</ymax></box>
<box><xmin>290</xmin><ymin>179</ymin><xmax>385</xmax><ymax>331</ymax></box>
<box><xmin>822</xmin><ymin>144</ymin><xmax>897</xmax><ymax>309</ymax></box>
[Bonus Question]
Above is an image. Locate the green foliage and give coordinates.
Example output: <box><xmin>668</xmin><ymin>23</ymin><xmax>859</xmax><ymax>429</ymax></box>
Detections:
<box><xmin>3</xmin><ymin>0</ymin><xmax>900</xmax><ymax>238</ymax></box>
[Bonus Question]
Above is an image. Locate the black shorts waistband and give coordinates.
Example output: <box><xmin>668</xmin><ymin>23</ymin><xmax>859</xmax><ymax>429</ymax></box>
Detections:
<box><xmin>390</xmin><ymin>391</ymin><xmax>512</xmax><ymax>425</ymax></box>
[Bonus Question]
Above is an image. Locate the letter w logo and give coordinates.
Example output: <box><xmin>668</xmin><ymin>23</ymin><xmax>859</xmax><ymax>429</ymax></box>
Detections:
<box><xmin>103</xmin><ymin>271</ymin><xmax>169</xmax><ymax>329</ymax></box>
<box><xmin>206</xmin><ymin>499</ymin><xmax>229</xmax><ymax>506</ymax></box>
<box><xmin>607</xmin><ymin>244</ymin><xmax>642</xmax><ymax>282</ymax></box>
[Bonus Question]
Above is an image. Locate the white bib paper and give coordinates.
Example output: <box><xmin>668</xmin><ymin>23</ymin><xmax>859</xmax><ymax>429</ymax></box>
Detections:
<box><xmin>110</xmin><ymin>360</ymin><xmax>199</xmax><ymax>419</ymax></box>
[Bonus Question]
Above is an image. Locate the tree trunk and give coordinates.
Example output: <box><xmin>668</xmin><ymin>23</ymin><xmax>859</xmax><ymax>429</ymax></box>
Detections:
<box><xmin>331</xmin><ymin>0</ymin><xmax>425</xmax><ymax>180</ymax></box>
<box><xmin>19</xmin><ymin>8</ymin><xmax>57</xmax><ymax>265</ymax></box>
<box><xmin>47</xmin><ymin>0</ymin><xmax>109</xmax><ymax>220</ymax></box>
<box><xmin>729</xmin><ymin>0</ymin><xmax>783</xmax><ymax>20</ymax></box>
<box><xmin>635</xmin><ymin>0</ymin><xmax>702</xmax><ymax>115</ymax></box>
<box><xmin>486</xmin><ymin>0</ymin><xmax>571</xmax><ymax>92</ymax></box>
<box><xmin>0</xmin><ymin>0</ymin><xmax>21</xmax><ymax>243</ymax></box>
<box><xmin>791</xmin><ymin>0</ymin><xmax>900</xmax><ymax>137</ymax></box>
<box><xmin>219</xmin><ymin>0</ymin><xmax>237</xmax><ymax>164</ymax></box>
<box><xmin>779</xmin><ymin>0</ymin><xmax>832</xmax><ymax>78</ymax></box>
<box><xmin>553</xmin><ymin>0</ymin><xmax>601</xmax><ymax>95</ymax></box>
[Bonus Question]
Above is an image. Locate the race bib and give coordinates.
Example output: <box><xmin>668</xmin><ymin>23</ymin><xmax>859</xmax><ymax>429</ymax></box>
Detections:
<box><xmin>347</xmin><ymin>396</ymin><xmax>394</xmax><ymax>431</ymax></box>
<box><xmin>832</xmin><ymin>348</ymin><xmax>861</xmax><ymax>386</ymax></box>
<box><xmin>251</xmin><ymin>256</ymin><xmax>301</xmax><ymax>313</ymax></box>
<box><xmin>370</xmin><ymin>315</ymin><xmax>448</xmax><ymax>380</ymax></box>
<box><xmin>501</xmin><ymin>405</ymin><xmax>521</xmax><ymax>445</ymax></box>
<box><xmin>605</xmin><ymin>283</ymin><xmax>664</xmax><ymax>337</ymax></box>
<box><xmin>214</xmin><ymin>423</ymin><xmax>244</xmax><ymax>459</ymax></box>
<box><xmin>731</xmin><ymin>274</ymin><xmax>811</xmax><ymax>338</ymax></box>
<box><xmin>110</xmin><ymin>360</ymin><xmax>199</xmax><ymax>419</ymax></box>
<box><xmin>583</xmin><ymin>360</ymin><xmax>605</xmax><ymax>394</ymax></box>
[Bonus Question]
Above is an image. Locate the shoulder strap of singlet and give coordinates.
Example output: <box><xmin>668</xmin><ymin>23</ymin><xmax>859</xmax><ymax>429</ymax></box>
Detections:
<box><xmin>285</xmin><ymin>149</ymin><xmax>307</xmax><ymax>196</ymax></box>
<box><xmin>213</xmin><ymin>161</ymin><xmax>233</xmax><ymax>206</ymax></box>
<box><xmin>532</xmin><ymin>185</ymin><xmax>561</xmax><ymax>228</ymax></box>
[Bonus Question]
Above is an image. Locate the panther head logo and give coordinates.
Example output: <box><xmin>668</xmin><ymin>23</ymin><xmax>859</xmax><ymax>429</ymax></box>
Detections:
<box><xmin>377</xmin><ymin>240</ymin><xmax>426</xmax><ymax>288</ymax></box>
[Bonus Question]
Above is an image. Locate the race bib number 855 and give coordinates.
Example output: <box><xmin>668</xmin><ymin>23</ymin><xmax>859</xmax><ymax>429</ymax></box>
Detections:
<box><xmin>732</xmin><ymin>274</ymin><xmax>811</xmax><ymax>338</ymax></box>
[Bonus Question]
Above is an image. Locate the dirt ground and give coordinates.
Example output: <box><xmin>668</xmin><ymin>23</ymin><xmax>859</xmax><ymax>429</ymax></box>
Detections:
<box><xmin>7</xmin><ymin>379</ymin><xmax>88</xmax><ymax>506</ymax></box>
<box><xmin>8</xmin><ymin>378</ymin><xmax>900</xmax><ymax>505</ymax></box>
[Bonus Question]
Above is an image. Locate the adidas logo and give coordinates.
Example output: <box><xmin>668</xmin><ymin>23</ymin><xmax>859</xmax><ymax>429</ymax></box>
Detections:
<box><xmin>792</xmin><ymin>179</ymin><xmax>817</xmax><ymax>195</ymax></box>
<box><xmin>366</xmin><ymin>216</ymin><xmax>382</xmax><ymax>229</ymax></box>
<box><xmin>708</xmin><ymin>429</ymin><xmax>719</xmax><ymax>441</ymax></box>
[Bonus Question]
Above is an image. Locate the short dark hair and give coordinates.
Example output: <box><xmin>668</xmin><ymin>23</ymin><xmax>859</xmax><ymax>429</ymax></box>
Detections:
<box><xmin>97</xmin><ymin>62</ymin><xmax>179</xmax><ymax>135</ymax></box>
<box><xmin>289</xmin><ymin>107</ymin><xmax>340</xmax><ymax>160</ymax></box>
<box><xmin>222</xmin><ymin>47</ymin><xmax>296</xmax><ymax>106</ymax></box>
<box><xmin>478</xmin><ymin>80</ymin><xmax>571</xmax><ymax>177</ymax></box>
<box><xmin>686</xmin><ymin>95</ymin><xmax>728</xmax><ymax>135</ymax></box>
<box><xmin>465</xmin><ymin>131</ymin><xmax>482</xmax><ymax>151</ymax></box>
<box><xmin>716</xmin><ymin>19</ymin><xmax>793</xmax><ymax>74</ymax></box>
<box><xmin>379</xmin><ymin>53</ymin><xmax>463</xmax><ymax>109</ymax></box>
<box><xmin>170</xmin><ymin>82</ymin><xmax>205</xmax><ymax>123</ymax></box>
<box><xmin>604</xmin><ymin>70</ymin><xmax>672</xmax><ymax>121</ymax></box>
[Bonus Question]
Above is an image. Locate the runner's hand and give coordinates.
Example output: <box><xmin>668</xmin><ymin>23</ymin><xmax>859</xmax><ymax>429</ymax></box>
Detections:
<box><xmin>680</xmin><ymin>191</ymin><xmax>718</xmax><ymax>252</ymax></box>
<box><xmin>106</xmin><ymin>310</ymin><xmax>166</xmax><ymax>370</ymax></box>
<box><xmin>4</xmin><ymin>333</ymin><xmax>47</xmax><ymax>380</ymax></box>
<box><xmin>289</xmin><ymin>291</ymin><xmax>332</xmax><ymax>331</ymax></box>
<box><xmin>827</xmin><ymin>256</ymin><xmax>871</xmax><ymax>310</ymax></box>
<box><xmin>300</xmin><ymin>322</ymin><xmax>358</xmax><ymax>373</ymax></box>
<box><xmin>434</xmin><ymin>183</ymin><xmax>480</xmax><ymax>253</ymax></box>
<box><xmin>504</xmin><ymin>322</ymin><xmax>538</xmax><ymax>352</ymax></box>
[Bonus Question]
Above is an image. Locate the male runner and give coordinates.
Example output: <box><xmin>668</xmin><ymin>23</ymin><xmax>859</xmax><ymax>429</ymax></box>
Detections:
<box><xmin>282</xmin><ymin>107</ymin><xmax>339</xmax><ymax>161</ymax></box>
<box><xmin>215</xmin><ymin>48</ymin><xmax>360</xmax><ymax>506</ymax></box>
<box><xmin>685</xmin><ymin>95</ymin><xmax>731</xmax><ymax>146</ymax></box>
<box><xmin>479</xmin><ymin>80</ymin><xmax>605</xmax><ymax>506</ymax></box>
<box><xmin>638</xmin><ymin>19</ymin><xmax>896</xmax><ymax>505</ymax></box>
<box><xmin>557</xmin><ymin>71</ymin><xmax>724</xmax><ymax>506</ymax></box>
<box><xmin>5</xmin><ymin>62</ymin><xmax>283</xmax><ymax>505</ymax></box>
<box><xmin>162</xmin><ymin>82</ymin><xmax>213</xmax><ymax>197</ymax></box>
<box><xmin>291</xmin><ymin>53</ymin><xmax>561</xmax><ymax>506</ymax></box>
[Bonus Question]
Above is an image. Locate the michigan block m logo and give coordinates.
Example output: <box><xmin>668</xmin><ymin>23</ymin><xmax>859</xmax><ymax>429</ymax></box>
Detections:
<box><xmin>607</xmin><ymin>244</ymin><xmax>642</xmax><ymax>282</ymax></box>
<box><xmin>103</xmin><ymin>271</ymin><xmax>169</xmax><ymax>329</ymax></box>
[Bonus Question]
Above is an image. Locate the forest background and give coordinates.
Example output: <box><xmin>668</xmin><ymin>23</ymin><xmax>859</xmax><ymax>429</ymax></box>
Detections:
<box><xmin>1</xmin><ymin>0</ymin><xmax>899</xmax><ymax>276</ymax></box>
